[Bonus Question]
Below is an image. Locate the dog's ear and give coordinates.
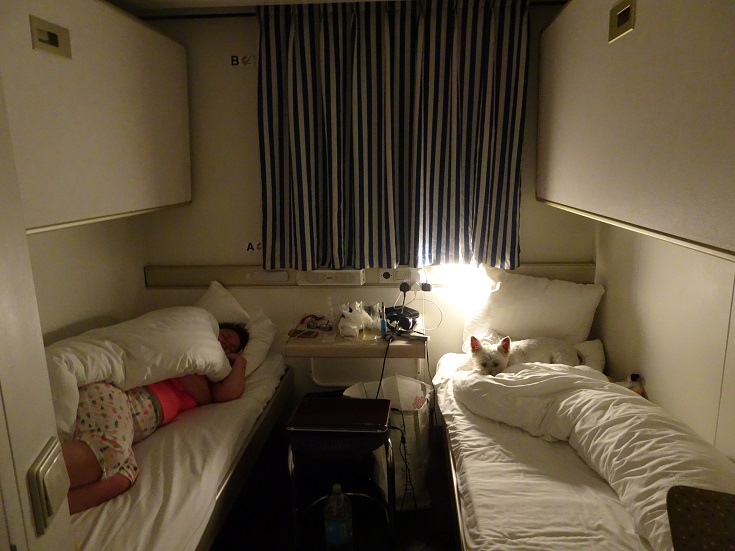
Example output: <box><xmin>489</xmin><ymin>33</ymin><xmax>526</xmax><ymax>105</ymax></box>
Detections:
<box><xmin>499</xmin><ymin>336</ymin><xmax>511</xmax><ymax>355</ymax></box>
<box><xmin>470</xmin><ymin>336</ymin><xmax>481</xmax><ymax>353</ymax></box>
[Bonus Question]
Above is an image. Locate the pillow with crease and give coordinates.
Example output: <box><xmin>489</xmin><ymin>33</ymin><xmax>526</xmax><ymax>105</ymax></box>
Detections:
<box><xmin>463</xmin><ymin>266</ymin><xmax>605</xmax><ymax>347</ymax></box>
<box><xmin>241</xmin><ymin>310</ymin><xmax>277</xmax><ymax>378</ymax></box>
<box><xmin>195</xmin><ymin>280</ymin><xmax>250</xmax><ymax>325</ymax></box>
<box><xmin>195</xmin><ymin>281</ymin><xmax>276</xmax><ymax>377</ymax></box>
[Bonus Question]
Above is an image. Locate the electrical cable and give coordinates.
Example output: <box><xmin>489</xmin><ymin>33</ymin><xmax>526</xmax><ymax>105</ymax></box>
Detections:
<box><xmin>424</xmin><ymin>344</ymin><xmax>438</xmax><ymax>428</ymax></box>
<box><xmin>376</xmin><ymin>275</ymin><xmax>427</xmax><ymax>512</ymax></box>
<box><xmin>375</xmin><ymin>335</ymin><xmax>392</xmax><ymax>399</ymax></box>
<box><xmin>388</xmin><ymin>423</ymin><xmax>410</xmax><ymax>510</ymax></box>
<box><xmin>404</xmin><ymin>297</ymin><xmax>443</xmax><ymax>331</ymax></box>
<box><xmin>390</xmin><ymin>408</ymin><xmax>417</xmax><ymax>511</ymax></box>
<box><xmin>398</xmin><ymin>283</ymin><xmax>408</xmax><ymax>317</ymax></box>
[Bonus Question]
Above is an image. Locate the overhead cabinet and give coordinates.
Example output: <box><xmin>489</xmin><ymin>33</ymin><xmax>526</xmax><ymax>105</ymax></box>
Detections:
<box><xmin>537</xmin><ymin>0</ymin><xmax>735</xmax><ymax>258</ymax></box>
<box><xmin>0</xmin><ymin>0</ymin><xmax>191</xmax><ymax>232</ymax></box>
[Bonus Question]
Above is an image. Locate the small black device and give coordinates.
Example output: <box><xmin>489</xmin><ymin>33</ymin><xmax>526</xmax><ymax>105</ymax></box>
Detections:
<box><xmin>384</xmin><ymin>306</ymin><xmax>419</xmax><ymax>331</ymax></box>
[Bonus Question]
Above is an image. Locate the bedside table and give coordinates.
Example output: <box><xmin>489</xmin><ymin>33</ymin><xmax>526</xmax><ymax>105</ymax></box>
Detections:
<box><xmin>286</xmin><ymin>396</ymin><xmax>396</xmax><ymax>545</ymax></box>
<box><xmin>285</xmin><ymin>331</ymin><xmax>427</xmax><ymax>386</ymax></box>
<box><xmin>286</xmin><ymin>330</ymin><xmax>426</xmax><ymax>359</ymax></box>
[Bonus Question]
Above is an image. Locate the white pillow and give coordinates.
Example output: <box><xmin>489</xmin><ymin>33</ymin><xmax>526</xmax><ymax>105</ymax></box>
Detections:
<box><xmin>195</xmin><ymin>280</ymin><xmax>250</xmax><ymax>324</ymax></box>
<box><xmin>195</xmin><ymin>281</ymin><xmax>275</xmax><ymax>376</ymax></box>
<box><xmin>574</xmin><ymin>339</ymin><xmax>605</xmax><ymax>372</ymax></box>
<box><xmin>242</xmin><ymin>310</ymin><xmax>277</xmax><ymax>378</ymax></box>
<box><xmin>463</xmin><ymin>266</ymin><xmax>604</xmax><ymax>345</ymax></box>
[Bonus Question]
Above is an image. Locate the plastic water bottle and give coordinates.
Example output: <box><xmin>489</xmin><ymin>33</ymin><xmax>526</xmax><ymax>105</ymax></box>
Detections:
<box><xmin>324</xmin><ymin>483</ymin><xmax>352</xmax><ymax>550</ymax></box>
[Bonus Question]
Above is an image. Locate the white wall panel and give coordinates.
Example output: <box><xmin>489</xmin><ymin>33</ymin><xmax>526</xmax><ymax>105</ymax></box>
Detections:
<box><xmin>596</xmin><ymin>223</ymin><xmax>735</xmax><ymax>450</ymax></box>
<box><xmin>0</xmin><ymin>0</ymin><xmax>190</xmax><ymax>232</ymax></box>
<box><xmin>520</xmin><ymin>5</ymin><xmax>596</xmax><ymax>262</ymax></box>
<box><xmin>0</xmin><ymin>65</ymin><xmax>73</xmax><ymax>551</ymax></box>
<box><xmin>538</xmin><ymin>0</ymin><xmax>735</xmax><ymax>258</ymax></box>
<box><xmin>717</xmin><ymin>299</ymin><xmax>735</xmax><ymax>457</ymax></box>
<box><xmin>28</xmin><ymin>217</ymin><xmax>149</xmax><ymax>339</ymax></box>
<box><xmin>141</xmin><ymin>16</ymin><xmax>263</xmax><ymax>266</ymax></box>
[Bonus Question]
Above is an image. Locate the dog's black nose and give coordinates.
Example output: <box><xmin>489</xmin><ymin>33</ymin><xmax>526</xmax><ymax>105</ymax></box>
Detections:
<box><xmin>630</xmin><ymin>373</ymin><xmax>640</xmax><ymax>381</ymax></box>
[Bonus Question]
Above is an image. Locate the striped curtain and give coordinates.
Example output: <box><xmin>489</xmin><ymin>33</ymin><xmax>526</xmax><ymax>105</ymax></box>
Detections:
<box><xmin>258</xmin><ymin>0</ymin><xmax>529</xmax><ymax>270</ymax></box>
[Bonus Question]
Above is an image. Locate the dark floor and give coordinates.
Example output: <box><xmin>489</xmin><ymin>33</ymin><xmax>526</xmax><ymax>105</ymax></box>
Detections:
<box><xmin>212</xmin><ymin>424</ymin><xmax>458</xmax><ymax>551</ymax></box>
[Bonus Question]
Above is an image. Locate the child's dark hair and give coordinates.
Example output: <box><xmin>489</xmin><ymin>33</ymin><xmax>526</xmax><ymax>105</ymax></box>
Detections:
<box><xmin>219</xmin><ymin>322</ymin><xmax>250</xmax><ymax>352</ymax></box>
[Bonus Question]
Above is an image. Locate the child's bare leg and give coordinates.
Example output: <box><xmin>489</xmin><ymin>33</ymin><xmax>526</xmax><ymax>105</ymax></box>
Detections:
<box><xmin>62</xmin><ymin>440</ymin><xmax>103</xmax><ymax>488</ymax></box>
<box><xmin>62</xmin><ymin>440</ymin><xmax>134</xmax><ymax>513</ymax></box>
<box><xmin>67</xmin><ymin>474</ymin><xmax>131</xmax><ymax>514</ymax></box>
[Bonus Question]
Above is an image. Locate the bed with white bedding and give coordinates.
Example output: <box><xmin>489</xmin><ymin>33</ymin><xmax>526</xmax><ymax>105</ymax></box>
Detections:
<box><xmin>45</xmin><ymin>282</ymin><xmax>293</xmax><ymax>550</ymax></box>
<box><xmin>70</xmin><ymin>352</ymin><xmax>291</xmax><ymax>551</ymax></box>
<box><xmin>435</xmin><ymin>266</ymin><xmax>735</xmax><ymax>551</ymax></box>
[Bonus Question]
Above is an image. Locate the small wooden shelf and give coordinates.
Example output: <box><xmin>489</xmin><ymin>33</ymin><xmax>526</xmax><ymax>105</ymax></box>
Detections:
<box><xmin>285</xmin><ymin>332</ymin><xmax>426</xmax><ymax>359</ymax></box>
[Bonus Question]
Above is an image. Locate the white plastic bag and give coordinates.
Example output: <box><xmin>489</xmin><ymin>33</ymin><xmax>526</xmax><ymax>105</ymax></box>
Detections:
<box><xmin>337</xmin><ymin>301</ymin><xmax>371</xmax><ymax>338</ymax></box>
<box><xmin>344</xmin><ymin>375</ymin><xmax>432</xmax><ymax>510</ymax></box>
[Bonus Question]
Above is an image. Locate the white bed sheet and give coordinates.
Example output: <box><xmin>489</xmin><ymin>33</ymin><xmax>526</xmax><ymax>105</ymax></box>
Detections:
<box><xmin>435</xmin><ymin>353</ymin><xmax>651</xmax><ymax>551</ymax></box>
<box><xmin>70</xmin><ymin>352</ymin><xmax>287</xmax><ymax>551</ymax></box>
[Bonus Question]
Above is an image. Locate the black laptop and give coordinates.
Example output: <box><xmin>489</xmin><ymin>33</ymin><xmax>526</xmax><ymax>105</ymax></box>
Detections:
<box><xmin>286</xmin><ymin>398</ymin><xmax>391</xmax><ymax>434</ymax></box>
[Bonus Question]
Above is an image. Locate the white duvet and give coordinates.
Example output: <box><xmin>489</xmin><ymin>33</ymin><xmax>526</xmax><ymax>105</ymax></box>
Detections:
<box><xmin>452</xmin><ymin>363</ymin><xmax>735</xmax><ymax>551</ymax></box>
<box><xmin>46</xmin><ymin>307</ymin><xmax>232</xmax><ymax>440</ymax></box>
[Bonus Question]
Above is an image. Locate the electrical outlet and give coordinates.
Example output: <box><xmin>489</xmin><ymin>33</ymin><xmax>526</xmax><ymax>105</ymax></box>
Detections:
<box><xmin>394</xmin><ymin>267</ymin><xmax>418</xmax><ymax>282</ymax></box>
<box><xmin>395</xmin><ymin>267</ymin><xmax>421</xmax><ymax>291</ymax></box>
<box><xmin>377</xmin><ymin>269</ymin><xmax>395</xmax><ymax>284</ymax></box>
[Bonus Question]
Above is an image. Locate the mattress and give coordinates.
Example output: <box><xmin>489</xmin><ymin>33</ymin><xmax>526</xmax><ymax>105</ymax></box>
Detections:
<box><xmin>437</xmin><ymin>351</ymin><xmax>735</xmax><ymax>551</ymax></box>
<box><xmin>70</xmin><ymin>352</ymin><xmax>287</xmax><ymax>551</ymax></box>
<box><xmin>435</xmin><ymin>353</ymin><xmax>650</xmax><ymax>551</ymax></box>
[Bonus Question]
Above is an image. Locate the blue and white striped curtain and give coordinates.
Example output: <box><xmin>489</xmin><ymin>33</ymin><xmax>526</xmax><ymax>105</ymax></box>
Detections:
<box><xmin>258</xmin><ymin>0</ymin><xmax>529</xmax><ymax>271</ymax></box>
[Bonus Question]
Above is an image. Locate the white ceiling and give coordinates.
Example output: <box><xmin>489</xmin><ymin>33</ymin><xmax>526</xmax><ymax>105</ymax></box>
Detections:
<box><xmin>106</xmin><ymin>1</ymin><xmax>561</xmax><ymax>23</ymax></box>
<box><xmin>107</xmin><ymin>0</ymin><xmax>369</xmax><ymax>16</ymax></box>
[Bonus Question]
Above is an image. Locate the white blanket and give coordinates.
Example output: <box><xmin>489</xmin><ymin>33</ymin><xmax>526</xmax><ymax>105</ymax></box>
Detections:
<box><xmin>46</xmin><ymin>307</ymin><xmax>232</xmax><ymax>440</ymax></box>
<box><xmin>453</xmin><ymin>364</ymin><xmax>735</xmax><ymax>551</ymax></box>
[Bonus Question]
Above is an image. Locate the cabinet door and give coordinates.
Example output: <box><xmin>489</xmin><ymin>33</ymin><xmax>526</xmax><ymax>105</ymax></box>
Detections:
<box><xmin>0</xmin><ymin>65</ymin><xmax>73</xmax><ymax>549</ymax></box>
<box><xmin>537</xmin><ymin>0</ymin><xmax>735</xmax><ymax>258</ymax></box>
<box><xmin>0</xmin><ymin>0</ymin><xmax>191</xmax><ymax>232</ymax></box>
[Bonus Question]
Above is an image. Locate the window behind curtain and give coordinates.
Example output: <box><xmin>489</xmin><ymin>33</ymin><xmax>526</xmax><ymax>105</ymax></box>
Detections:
<box><xmin>258</xmin><ymin>0</ymin><xmax>529</xmax><ymax>271</ymax></box>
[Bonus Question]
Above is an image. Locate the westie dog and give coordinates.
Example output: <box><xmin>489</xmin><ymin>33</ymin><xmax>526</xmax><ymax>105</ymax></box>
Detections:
<box><xmin>470</xmin><ymin>335</ymin><xmax>581</xmax><ymax>376</ymax></box>
<box><xmin>615</xmin><ymin>373</ymin><xmax>648</xmax><ymax>399</ymax></box>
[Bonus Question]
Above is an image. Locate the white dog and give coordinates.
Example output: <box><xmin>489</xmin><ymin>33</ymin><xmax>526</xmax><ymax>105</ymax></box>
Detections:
<box><xmin>615</xmin><ymin>373</ymin><xmax>648</xmax><ymax>399</ymax></box>
<box><xmin>470</xmin><ymin>335</ymin><xmax>580</xmax><ymax>376</ymax></box>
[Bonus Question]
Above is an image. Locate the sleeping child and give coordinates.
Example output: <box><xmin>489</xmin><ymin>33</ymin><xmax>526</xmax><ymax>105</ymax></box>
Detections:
<box><xmin>61</xmin><ymin>322</ymin><xmax>249</xmax><ymax>514</ymax></box>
